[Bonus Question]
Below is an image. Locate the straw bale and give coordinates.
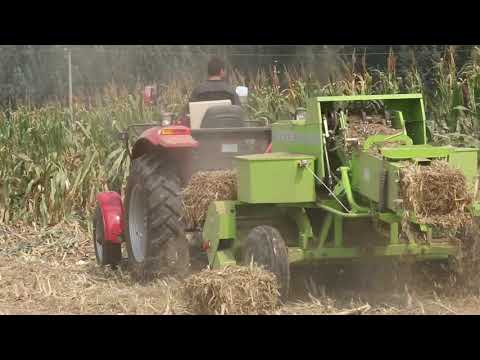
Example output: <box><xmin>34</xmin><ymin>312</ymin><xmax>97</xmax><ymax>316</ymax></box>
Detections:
<box><xmin>182</xmin><ymin>264</ymin><xmax>279</xmax><ymax>315</ymax></box>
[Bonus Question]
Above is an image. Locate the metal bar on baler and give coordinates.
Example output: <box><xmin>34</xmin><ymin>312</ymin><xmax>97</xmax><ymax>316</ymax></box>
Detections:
<box><xmin>334</xmin><ymin>216</ymin><xmax>343</xmax><ymax>248</ymax></box>
<box><xmin>302</xmin><ymin>164</ymin><xmax>351</xmax><ymax>213</ymax></box>
<box><xmin>322</xmin><ymin>115</ymin><xmax>333</xmax><ymax>186</ymax></box>
<box><xmin>339</xmin><ymin>167</ymin><xmax>371</xmax><ymax>213</ymax></box>
<box><xmin>317</xmin><ymin>204</ymin><xmax>371</xmax><ymax>218</ymax></box>
<box><xmin>318</xmin><ymin>213</ymin><xmax>333</xmax><ymax>248</ymax></box>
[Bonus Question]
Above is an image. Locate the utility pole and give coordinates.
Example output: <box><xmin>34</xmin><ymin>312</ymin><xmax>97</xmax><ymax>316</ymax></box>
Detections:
<box><xmin>65</xmin><ymin>47</ymin><xmax>73</xmax><ymax>122</ymax></box>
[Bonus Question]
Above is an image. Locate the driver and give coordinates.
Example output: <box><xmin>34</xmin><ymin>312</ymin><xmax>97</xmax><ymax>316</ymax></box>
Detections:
<box><xmin>176</xmin><ymin>57</ymin><xmax>241</xmax><ymax>126</ymax></box>
<box><xmin>189</xmin><ymin>56</ymin><xmax>241</xmax><ymax>106</ymax></box>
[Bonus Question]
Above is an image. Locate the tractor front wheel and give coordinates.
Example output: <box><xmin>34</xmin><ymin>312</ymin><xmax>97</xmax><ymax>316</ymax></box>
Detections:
<box><xmin>243</xmin><ymin>225</ymin><xmax>290</xmax><ymax>301</ymax></box>
<box><xmin>93</xmin><ymin>205</ymin><xmax>122</xmax><ymax>266</ymax></box>
<box><xmin>124</xmin><ymin>152</ymin><xmax>190</xmax><ymax>281</ymax></box>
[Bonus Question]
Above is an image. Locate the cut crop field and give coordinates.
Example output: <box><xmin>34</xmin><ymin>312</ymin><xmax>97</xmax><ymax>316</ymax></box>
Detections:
<box><xmin>1</xmin><ymin>223</ymin><xmax>480</xmax><ymax>315</ymax></box>
<box><xmin>3</xmin><ymin>46</ymin><xmax>480</xmax><ymax>315</ymax></box>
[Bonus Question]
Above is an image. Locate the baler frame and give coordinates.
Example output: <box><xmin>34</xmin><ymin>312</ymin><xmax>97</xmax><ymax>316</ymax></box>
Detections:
<box><xmin>202</xmin><ymin>94</ymin><xmax>480</xmax><ymax>272</ymax></box>
<box><xmin>203</xmin><ymin>202</ymin><xmax>458</xmax><ymax>269</ymax></box>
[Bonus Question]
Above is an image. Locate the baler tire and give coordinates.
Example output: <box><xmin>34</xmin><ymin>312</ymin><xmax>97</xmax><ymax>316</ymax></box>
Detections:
<box><xmin>124</xmin><ymin>152</ymin><xmax>190</xmax><ymax>281</ymax></box>
<box><xmin>93</xmin><ymin>205</ymin><xmax>122</xmax><ymax>267</ymax></box>
<box><xmin>243</xmin><ymin>225</ymin><xmax>290</xmax><ymax>302</ymax></box>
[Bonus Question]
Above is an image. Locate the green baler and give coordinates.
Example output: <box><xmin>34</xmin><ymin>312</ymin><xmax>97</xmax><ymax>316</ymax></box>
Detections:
<box><xmin>201</xmin><ymin>94</ymin><xmax>480</xmax><ymax>298</ymax></box>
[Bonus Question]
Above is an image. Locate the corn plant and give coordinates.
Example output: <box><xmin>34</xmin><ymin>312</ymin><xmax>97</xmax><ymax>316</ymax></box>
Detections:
<box><xmin>0</xmin><ymin>91</ymin><xmax>159</xmax><ymax>226</ymax></box>
<box><xmin>4</xmin><ymin>46</ymin><xmax>480</xmax><ymax>227</ymax></box>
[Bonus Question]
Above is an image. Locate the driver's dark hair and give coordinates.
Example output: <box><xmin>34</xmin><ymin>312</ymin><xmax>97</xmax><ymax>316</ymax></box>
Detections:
<box><xmin>208</xmin><ymin>56</ymin><xmax>225</xmax><ymax>77</ymax></box>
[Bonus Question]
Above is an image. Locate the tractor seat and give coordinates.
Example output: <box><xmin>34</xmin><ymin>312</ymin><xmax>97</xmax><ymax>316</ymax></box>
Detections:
<box><xmin>201</xmin><ymin>105</ymin><xmax>247</xmax><ymax>129</ymax></box>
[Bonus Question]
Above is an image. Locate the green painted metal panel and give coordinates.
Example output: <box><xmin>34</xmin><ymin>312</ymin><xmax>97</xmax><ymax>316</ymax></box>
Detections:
<box><xmin>235</xmin><ymin>152</ymin><xmax>316</xmax><ymax>203</ymax></box>
<box><xmin>211</xmin><ymin>250</ymin><xmax>237</xmax><ymax>268</ymax></box>
<box><xmin>271</xmin><ymin>112</ymin><xmax>325</xmax><ymax>178</ymax></box>
<box><xmin>448</xmin><ymin>149</ymin><xmax>478</xmax><ymax>190</ymax></box>
<box><xmin>363</xmin><ymin>133</ymin><xmax>413</xmax><ymax>150</ymax></box>
<box><xmin>386</xmin><ymin>162</ymin><xmax>403</xmax><ymax>212</ymax></box>
<box><xmin>203</xmin><ymin>201</ymin><xmax>237</xmax><ymax>265</ymax></box>
<box><xmin>381</xmin><ymin>145</ymin><xmax>454</xmax><ymax>159</ymax></box>
<box><xmin>350</xmin><ymin>153</ymin><xmax>403</xmax><ymax>211</ymax></box>
<box><xmin>383</xmin><ymin>98</ymin><xmax>427</xmax><ymax>145</ymax></box>
<box><xmin>351</xmin><ymin>152</ymin><xmax>384</xmax><ymax>202</ymax></box>
<box><xmin>286</xmin><ymin>243</ymin><xmax>457</xmax><ymax>263</ymax></box>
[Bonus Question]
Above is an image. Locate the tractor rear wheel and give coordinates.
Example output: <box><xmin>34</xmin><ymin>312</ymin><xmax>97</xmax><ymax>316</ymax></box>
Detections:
<box><xmin>124</xmin><ymin>152</ymin><xmax>190</xmax><ymax>281</ymax></box>
<box><xmin>93</xmin><ymin>205</ymin><xmax>122</xmax><ymax>266</ymax></box>
<box><xmin>243</xmin><ymin>225</ymin><xmax>290</xmax><ymax>302</ymax></box>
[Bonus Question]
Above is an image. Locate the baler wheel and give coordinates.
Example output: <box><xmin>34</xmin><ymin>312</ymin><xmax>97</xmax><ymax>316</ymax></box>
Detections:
<box><xmin>243</xmin><ymin>225</ymin><xmax>290</xmax><ymax>301</ymax></box>
<box><xmin>93</xmin><ymin>205</ymin><xmax>122</xmax><ymax>266</ymax></box>
<box><xmin>124</xmin><ymin>152</ymin><xmax>190</xmax><ymax>281</ymax></box>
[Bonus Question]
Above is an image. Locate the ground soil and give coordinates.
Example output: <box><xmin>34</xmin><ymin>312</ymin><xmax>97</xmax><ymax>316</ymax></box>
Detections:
<box><xmin>0</xmin><ymin>222</ymin><xmax>479</xmax><ymax>315</ymax></box>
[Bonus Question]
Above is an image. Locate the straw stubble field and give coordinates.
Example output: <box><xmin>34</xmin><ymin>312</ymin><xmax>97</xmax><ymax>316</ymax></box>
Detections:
<box><xmin>1</xmin><ymin>222</ymin><xmax>480</xmax><ymax>315</ymax></box>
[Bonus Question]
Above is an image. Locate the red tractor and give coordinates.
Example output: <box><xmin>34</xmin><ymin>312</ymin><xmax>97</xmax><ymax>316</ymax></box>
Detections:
<box><xmin>93</xmin><ymin>100</ymin><xmax>272</xmax><ymax>279</ymax></box>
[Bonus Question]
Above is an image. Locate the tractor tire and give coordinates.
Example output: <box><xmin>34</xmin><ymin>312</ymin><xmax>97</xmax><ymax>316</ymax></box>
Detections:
<box><xmin>93</xmin><ymin>205</ymin><xmax>122</xmax><ymax>267</ymax></box>
<box><xmin>124</xmin><ymin>152</ymin><xmax>190</xmax><ymax>281</ymax></box>
<box><xmin>243</xmin><ymin>225</ymin><xmax>290</xmax><ymax>302</ymax></box>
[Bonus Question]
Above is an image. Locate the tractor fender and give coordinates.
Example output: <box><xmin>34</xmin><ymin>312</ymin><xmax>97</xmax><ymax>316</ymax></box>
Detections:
<box><xmin>96</xmin><ymin>192</ymin><xmax>124</xmax><ymax>244</ymax></box>
<box><xmin>131</xmin><ymin>126</ymin><xmax>199</xmax><ymax>159</ymax></box>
